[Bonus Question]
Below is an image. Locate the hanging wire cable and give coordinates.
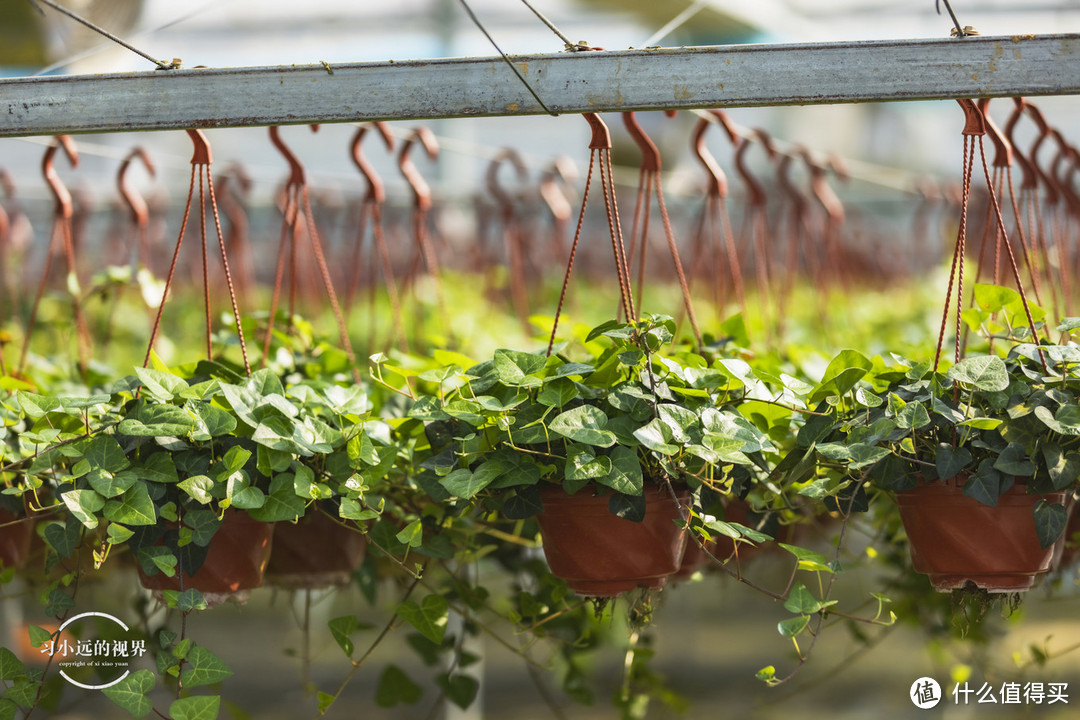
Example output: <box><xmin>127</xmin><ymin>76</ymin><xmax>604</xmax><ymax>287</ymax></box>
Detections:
<box><xmin>456</xmin><ymin>0</ymin><xmax>557</xmax><ymax>116</ymax></box>
<box><xmin>519</xmin><ymin>0</ymin><xmax>577</xmax><ymax>50</ymax></box>
<box><xmin>642</xmin><ymin>0</ymin><xmax>710</xmax><ymax>47</ymax></box>
<box><xmin>27</xmin><ymin>0</ymin><xmax>174</xmax><ymax>70</ymax></box>
<box><xmin>31</xmin><ymin>0</ymin><xmax>233</xmax><ymax>76</ymax></box>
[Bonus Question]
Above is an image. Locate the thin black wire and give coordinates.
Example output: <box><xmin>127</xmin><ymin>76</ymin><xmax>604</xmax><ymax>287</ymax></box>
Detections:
<box><xmin>27</xmin><ymin>0</ymin><xmax>171</xmax><ymax>70</ymax></box>
<box><xmin>519</xmin><ymin>0</ymin><xmax>575</xmax><ymax>50</ymax></box>
<box><xmin>456</xmin><ymin>0</ymin><xmax>557</xmax><ymax>116</ymax></box>
<box><xmin>936</xmin><ymin>0</ymin><xmax>967</xmax><ymax>36</ymax></box>
<box><xmin>32</xmin><ymin>0</ymin><xmax>232</xmax><ymax>76</ymax></box>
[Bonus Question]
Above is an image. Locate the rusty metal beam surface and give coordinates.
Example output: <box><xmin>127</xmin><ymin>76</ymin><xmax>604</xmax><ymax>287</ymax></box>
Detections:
<box><xmin>2</xmin><ymin>34</ymin><xmax>1079</xmax><ymax>138</ymax></box>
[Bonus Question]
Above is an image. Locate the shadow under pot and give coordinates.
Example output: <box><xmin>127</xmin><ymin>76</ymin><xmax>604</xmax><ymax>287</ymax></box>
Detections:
<box><xmin>535</xmin><ymin>484</ymin><xmax>689</xmax><ymax>597</ymax></box>
<box><xmin>895</xmin><ymin>475</ymin><xmax>1067</xmax><ymax>593</ymax></box>
<box><xmin>137</xmin><ymin>510</ymin><xmax>273</xmax><ymax>606</ymax></box>
<box><xmin>264</xmin><ymin>510</ymin><xmax>366</xmax><ymax>589</ymax></box>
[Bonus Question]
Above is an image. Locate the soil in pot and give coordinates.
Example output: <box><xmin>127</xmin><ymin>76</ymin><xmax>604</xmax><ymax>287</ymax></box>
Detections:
<box><xmin>264</xmin><ymin>510</ymin><xmax>366</xmax><ymax>589</ymax></box>
<box><xmin>536</xmin><ymin>483</ymin><xmax>689</xmax><ymax>597</ymax></box>
<box><xmin>895</xmin><ymin>475</ymin><xmax>1066</xmax><ymax>593</ymax></box>
<box><xmin>138</xmin><ymin>510</ymin><xmax>273</xmax><ymax>605</ymax></box>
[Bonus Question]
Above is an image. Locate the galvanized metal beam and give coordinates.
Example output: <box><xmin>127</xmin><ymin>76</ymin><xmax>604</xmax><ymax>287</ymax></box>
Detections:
<box><xmin>2</xmin><ymin>34</ymin><xmax>1079</xmax><ymax>138</ymax></box>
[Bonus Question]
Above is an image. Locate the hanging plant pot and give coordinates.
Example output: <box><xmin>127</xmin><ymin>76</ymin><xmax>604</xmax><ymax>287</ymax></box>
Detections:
<box><xmin>536</xmin><ymin>484</ymin><xmax>689</xmax><ymax>597</ymax></box>
<box><xmin>0</xmin><ymin>509</ymin><xmax>34</xmax><ymax>572</ymax></box>
<box><xmin>265</xmin><ymin>510</ymin><xmax>366</xmax><ymax>589</ymax></box>
<box><xmin>895</xmin><ymin>476</ymin><xmax>1066</xmax><ymax>593</ymax></box>
<box><xmin>138</xmin><ymin>511</ymin><xmax>273</xmax><ymax>605</ymax></box>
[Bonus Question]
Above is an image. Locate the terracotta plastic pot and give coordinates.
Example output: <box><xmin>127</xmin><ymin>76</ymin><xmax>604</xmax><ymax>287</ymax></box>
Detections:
<box><xmin>138</xmin><ymin>511</ymin><xmax>273</xmax><ymax>604</ymax></box>
<box><xmin>536</xmin><ymin>484</ymin><xmax>689</xmax><ymax>597</ymax></box>
<box><xmin>0</xmin><ymin>509</ymin><xmax>34</xmax><ymax>571</ymax></box>
<box><xmin>895</xmin><ymin>476</ymin><xmax>1066</xmax><ymax>593</ymax></box>
<box><xmin>265</xmin><ymin>510</ymin><xmax>366</xmax><ymax>589</ymax></box>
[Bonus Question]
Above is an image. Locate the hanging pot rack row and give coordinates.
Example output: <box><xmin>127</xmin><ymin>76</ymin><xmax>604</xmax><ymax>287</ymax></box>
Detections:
<box><xmin>2</xmin><ymin>34</ymin><xmax>1079</xmax><ymax>139</ymax></box>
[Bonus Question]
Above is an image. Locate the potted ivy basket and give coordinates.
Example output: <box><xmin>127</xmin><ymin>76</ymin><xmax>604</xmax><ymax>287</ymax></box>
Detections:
<box><xmin>794</xmin><ymin>287</ymin><xmax>1078</xmax><ymax>593</ymax></box>
<box><xmin>396</xmin><ymin>315</ymin><xmax>779</xmax><ymax>596</ymax></box>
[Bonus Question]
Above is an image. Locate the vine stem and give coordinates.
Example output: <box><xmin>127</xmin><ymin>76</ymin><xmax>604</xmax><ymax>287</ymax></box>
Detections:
<box><xmin>316</xmin><ymin>568</ymin><xmax>426</xmax><ymax>718</ymax></box>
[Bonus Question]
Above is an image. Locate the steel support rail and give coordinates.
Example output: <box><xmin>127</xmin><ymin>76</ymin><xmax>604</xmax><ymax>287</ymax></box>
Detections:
<box><xmin>2</xmin><ymin>34</ymin><xmax>1079</xmax><ymax>138</ymax></box>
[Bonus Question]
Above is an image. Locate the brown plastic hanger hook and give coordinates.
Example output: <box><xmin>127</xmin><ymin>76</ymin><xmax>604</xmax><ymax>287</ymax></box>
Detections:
<box><xmin>777</xmin><ymin>151</ymin><xmax>809</xmax><ymax>216</ymax></box>
<box><xmin>956</xmin><ymin>98</ymin><xmax>986</xmax><ymax>136</ymax></box>
<box><xmin>798</xmin><ymin>146</ymin><xmax>845</xmax><ymax>224</ymax></box>
<box><xmin>583</xmin><ymin>113</ymin><xmax>612</xmax><ymax>150</ymax></box>
<box><xmin>622</xmin><ymin>112</ymin><xmax>661</xmax><ymax>172</ymax></box>
<box><xmin>1050</xmin><ymin>130</ymin><xmax>1080</xmax><ymax>216</ymax></box>
<box><xmin>691</xmin><ymin>111</ymin><xmax>740</xmax><ymax>199</ymax></box>
<box><xmin>1004</xmin><ymin>98</ymin><xmax>1037</xmax><ymax>190</ymax></box>
<box><xmin>185</xmin><ymin>129</ymin><xmax>212</xmax><ymax>166</ymax></box>
<box><xmin>0</xmin><ymin>169</ymin><xmax>15</xmax><ymax>201</ymax></box>
<box><xmin>539</xmin><ymin>155</ymin><xmax>577</xmax><ymax>222</ymax></box>
<box><xmin>351</xmin><ymin>122</ymin><xmax>396</xmax><ymax>204</ymax></box>
<box><xmin>398</xmin><ymin>126</ymin><xmax>440</xmax><ymax>211</ymax></box>
<box><xmin>1024</xmin><ymin>103</ymin><xmax>1061</xmax><ymax>206</ymax></box>
<box><xmin>734</xmin><ymin>129</ymin><xmax>776</xmax><ymax>207</ymax></box>
<box><xmin>486</xmin><ymin>147</ymin><xmax>529</xmax><ymax>216</ymax></box>
<box><xmin>117</xmin><ymin>146</ymin><xmax>156</xmax><ymax>226</ymax></box>
<box><xmin>217</xmin><ymin>163</ymin><xmax>253</xmax><ymax>226</ymax></box>
<box><xmin>977</xmin><ymin>99</ymin><xmax>1013</xmax><ymax>168</ymax></box>
<box><xmin>42</xmin><ymin>135</ymin><xmax>79</xmax><ymax>220</ymax></box>
<box><xmin>269</xmin><ymin>124</ymin><xmax>321</xmax><ymax>188</ymax></box>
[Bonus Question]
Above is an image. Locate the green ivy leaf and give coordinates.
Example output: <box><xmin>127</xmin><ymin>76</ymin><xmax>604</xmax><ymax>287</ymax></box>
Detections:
<box><xmin>0</xmin><ymin>649</ymin><xmax>24</xmax><ymax>681</ymax></box>
<box><xmin>375</xmin><ymin>665</ymin><xmax>423</xmax><ymax>708</ymax></box>
<box><xmin>139</xmin><ymin>453</ymin><xmax>180</xmax><ymax>484</ymax></box>
<box><xmin>180</xmin><ymin>646</ymin><xmax>234</xmax><ymax>688</ymax></box>
<box><xmin>438</xmin><ymin>673</ymin><xmax>479</xmax><ymax>710</ymax></box>
<box><xmin>169</xmin><ymin>694</ymin><xmax>220</xmax><ymax>720</ymax></box>
<box><xmin>1042</xmin><ymin>442</ymin><xmax>1080</xmax><ymax>491</ymax></box>
<box><xmin>178</xmin><ymin>475</ymin><xmax>215</xmax><ymax>505</ymax></box>
<box><xmin>608</xmin><ymin>492</ymin><xmax>646</xmax><ymax>522</ymax></box>
<box><xmin>565</xmin><ymin>444</ymin><xmax>613</xmax><ymax>481</ymax></box>
<box><xmin>87</xmin><ymin>469</ymin><xmax>139</xmax><ymax>499</ymax></box>
<box><xmin>137</xmin><ymin>546</ymin><xmax>177</xmax><ymax>577</ymax></box>
<box><xmin>778</xmin><ymin>615</ymin><xmax>811</xmax><ymax>638</ymax></box>
<box><xmin>103</xmin><ymin>484</ymin><xmax>157</xmax><ymax>526</ymax></box>
<box><xmin>810</xmin><ymin>349</ymin><xmax>872</xmax><ymax>402</ymax></box>
<box><xmin>28</xmin><ymin>625</ymin><xmax>52</xmax><ymax>648</ymax></box>
<box><xmin>783</xmin><ymin>582</ymin><xmax>837</xmax><ymax>615</ymax></box>
<box><xmin>396</xmin><ymin>595</ymin><xmax>449</xmax><ymax>645</ymax></box>
<box><xmin>61</xmin><ymin>489</ymin><xmax>105</xmax><ymax>529</ymax></box>
<box><xmin>993</xmin><ymin>442</ymin><xmax>1036</xmax><ymax>477</ymax></box>
<box><xmin>963</xmin><ymin>460</ymin><xmax>1005</xmax><ymax>506</ymax></box>
<box><xmin>1034</xmin><ymin>500</ymin><xmax>1068</xmax><ymax>549</ymax></box>
<box><xmin>935</xmin><ymin>444</ymin><xmax>972</xmax><ymax>481</ymax></box>
<box><xmin>83</xmin><ymin>435</ymin><xmax>130</xmax><ymax>473</ymax></box>
<box><xmin>779</xmin><ymin>544</ymin><xmax>835</xmax><ymax>573</ymax></box>
<box><xmin>596</xmin><ymin>446</ymin><xmax>643</xmax><ymax>496</ymax></box>
<box><xmin>632</xmin><ymin>418</ymin><xmax>678</xmax><ymax>456</ymax></box>
<box><xmin>186</xmin><ymin>402</ymin><xmax>237</xmax><ymax>441</ymax></box>
<box><xmin>438</xmin><ymin>469</ymin><xmax>489</xmax><ymax>500</ymax></box>
<box><xmin>119</xmin><ymin>404</ymin><xmax>196</xmax><ymax>437</ymax></box>
<box><xmin>549</xmin><ymin>406</ymin><xmax>616</xmax><ymax>447</ymax></box>
<box><xmin>327</xmin><ymin>615</ymin><xmax>373</xmax><ymax>658</ymax></box>
<box><xmin>102</xmin><ymin>669</ymin><xmax>154</xmax><ymax>718</ymax></box>
<box><xmin>396</xmin><ymin>519</ymin><xmax>423</xmax><ymax>548</ymax></box>
<box><xmin>134</xmin><ymin>367</ymin><xmax>188</xmax><ymax>402</ymax></box>
<box><xmin>947</xmin><ymin>355</ymin><xmax>1009</xmax><ymax>392</ymax></box>
<box><xmin>1034</xmin><ymin>404</ymin><xmax>1080</xmax><ymax>436</ymax></box>
<box><xmin>492</xmin><ymin>349</ymin><xmax>546</xmax><ymax>387</ymax></box>
<box><xmin>847</xmin><ymin>444</ymin><xmax>890</xmax><ymax>470</ymax></box>
<box><xmin>537</xmin><ymin>377</ymin><xmax>579</xmax><ymax>408</ymax></box>
<box><xmin>248</xmin><ymin>474</ymin><xmax>305</xmax><ymax>522</ymax></box>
